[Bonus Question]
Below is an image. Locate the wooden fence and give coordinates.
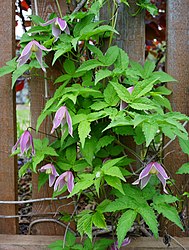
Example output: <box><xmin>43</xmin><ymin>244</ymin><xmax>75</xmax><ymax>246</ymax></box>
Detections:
<box><xmin>0</xmin><ymin>0</ymin><xmax>189</xmax><ymax>244</ymax></box>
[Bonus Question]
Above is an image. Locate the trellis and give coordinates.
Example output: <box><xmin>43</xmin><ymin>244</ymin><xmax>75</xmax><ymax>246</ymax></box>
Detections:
<box><xmin>0</xmin><ymin>0</ymin><xmax>189</xmax><ymax>248</ymax></box>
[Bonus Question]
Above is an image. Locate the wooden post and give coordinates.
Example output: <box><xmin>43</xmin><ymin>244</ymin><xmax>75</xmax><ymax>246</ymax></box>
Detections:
<box><xmin>0</xmin><ymin>0</ymin><xmax>17</xmax><ymax>234</ymax></box>
<box><xmin>30</xmin><ymin>0</ymin><xmax>74</xmax><ymax>235</ymax></box>
<box><xmin>165</xmin><ymin>0</ymin><xmax>189</xmax><ymax>236</ymax></box>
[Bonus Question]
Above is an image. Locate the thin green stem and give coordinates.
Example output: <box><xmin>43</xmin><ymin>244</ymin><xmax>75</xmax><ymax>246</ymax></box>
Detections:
<box><xmin>56</xmin><ymin>0</ymin><xmax>63</xmax><ymax>18</ymax></box>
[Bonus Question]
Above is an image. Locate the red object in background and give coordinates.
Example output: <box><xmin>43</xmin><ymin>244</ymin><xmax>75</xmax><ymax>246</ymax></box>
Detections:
<box><xmin>16</xmin><ymin>79</ymin><xmax>25</xmax><ymax>92</ymax></box>
<box><xmin>21</xmin><ymin>0</ymin><xmax>30</xmax><ymax>11</ymax></box>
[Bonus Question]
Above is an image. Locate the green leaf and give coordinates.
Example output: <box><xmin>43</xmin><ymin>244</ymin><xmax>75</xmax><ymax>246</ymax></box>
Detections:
<box><xmin>32</xmin><ymin>152</ymin><xmax>45</xmax><ymax>172</ymax></box>
<box><xmin>63</xmin><ymin>59</ymin><xmax>75</xmax><ymax>75</ymax></box>
<box><xmin>36</xmin><ymin>110</ymin><xmax>52</xmax><ymax>132</ymax></box>
<box><xmin>153</xmin><ymin>95</ymin><xmax>172</xmax><ymax>111</ymax></box>
<box><xmin>176</xmin><ymin>162</ymin><xmax>189</xmax><ymax>174</ymax></box>
<box><xmin>103</xmin><ymin>166</ymin><xmax>126</xmax><ymax>182</ymax></box>
<box><xmin>153</xmin><ymin>194</ymin><xmax>178</xmax><ymax>204</ymax></box>
<box><xmin>77</xmin><ymin>211</ymin><xmax>93</xmax><ymax>241</ymax></box>
<box><xmin>80</xmin><ymin>137</ymin><xmax>96</xmax><ymax>165</ymax></box>
<box><xmin>66</xmin><ymin>145</ymin><xmax>76</xmax><ymax>164</ymax></box>
<box><xmin>38</xmin><ymin>173</ymin><xmax>48</xmax><ymax>191</ymax></box>
<box><xmin>0</xmin><ymin>65</ymin><xmax>15</xmax><ymax>77</ymax></box>
<box><xmin>93</xmin><ymin>238</ymin><xmax>114</xmax><ymax>250</ymax></box>
<box><xmin>103</xmin><ymin>46</ymin><xmax>119</xmax><ymax>66</ymax></box>
<box><xmin>154</xmin><ymin>203</ymin><xmax>184</xmax><ymax>230</ymax></box>
<box><xmin>131</xmin><ymin>77</ymin><xmax>158</xmax><ymax>99</ymax></box>
<box><xmin>92</xmin><ymin>211</ymin><xmax>106</xmax><ymax>229</ymax></box>
<box><xmin>143</xmin><ymin>60</ymin><xmax>156</xmax><ymax>78</ymax></box>
<box><xmin>115</xmin><ymin>48</ymin><xmax>129</xmax><ymax>70</ymax></box>
<box><xmin>78</xmin><ymin>120</ymin><xmax>91</xmax><ymax>148</ymax></box>
<box><xmin>129</xmin><ymin>98</ymin><xmax>160</xmax><ymax>111</ymax></box>
<box><xmin>30</xmin><ymin>15</ymin><xmax>45</xmax><ymax>25</ymax></box>
<box><xmin>90</xmin><ymin>101</ymin><xmax>109</xmax><ymax>111</ymax></box>
<box><xmin>27</xmin><ymin>26</ymin><xmax>49</xmax><ymax>33</ymax></box>
<box><xmin>104</xmin><ymin>176</ymin><xmax>124</xmax><ymax>194</ymax></box>
<box><xmin>152</xmin><ymin>71</ymin><xmax>177</xmax><ymax>83</ymax></box>
<box><xmin>142</xmin><ymin>122</ymin><xmax>158</xmax><ymax>147</ymax></box>
<box><xmin>86</xmin><ymin>43</ymin><xmax>104</xmax><ymax>62</ymax></box>
<box><xmin>95</xmin><ymin>69</ymin><xmax>112</xmax><ymax>85</ymax></box>
<box><xmin>117</xmin><ymin>210</ymin><xmax>137</xmax><ymax>248</ymax></box>
<box><xmin>52</xmin><ymin>45</ymin><xmax>71</xmax><ymax>65</ymax></box>
<box><xmin>19</xmin><ymin>162</ymin><xmax>32</xmax><ymax>178</ymax></box>
<box><xmin>95</xmin><ymin>135</ymin><xmax>115</xmax><ymax>153</ymax></box>
<box><xmin>76</xmin><ymin>59</ymin><xmax>103</xmax><ymax>72</ymax></box>
<box><xmin>48</xmin><ymin>240</ymin><xmax>64</xmax><ymax>250</ymax></box>
<box><xmin>12</xmin><ymin>64</ymin><xmax>29</xmax><ymax>88</ymax></box>
<box><xmin>104</xmin><ymin>83</ymin><xmax>119</xmax><ymax>106</ymax></box>
<box><xmin>110</xmin><ymin>81</ymin><xmax>131</xmax><ymax>103</ymax></box>
<box><xmin>65</xmin><ymin>231</ymin><xmax>76</xmax><ymax>247</ymax></box>
<box><xmin>179</xmin><ymin>138</ymin><xmax>189</xmax><ymax>156</ymax></box>
<box><xmin>68</xmin><ymin>174</ymin><xmax>94</xmax><ymax>197</ymax></box>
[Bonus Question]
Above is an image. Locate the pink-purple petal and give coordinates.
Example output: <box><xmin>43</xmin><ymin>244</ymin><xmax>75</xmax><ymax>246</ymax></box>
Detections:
<box><xmin>35</xmin><ymin>49</ymin><xmax>46</xmax><ymax>72</ymax></box>
<box><xmin>49</xmin><ymin>174</ymin><xmax>56</xmax><ymax>187</ymax></box>
<box><xmin>40</xmin><ymin>18</ymin><xmax>57</xmax><ymax>26</ymax></box>
<box><xmin>139</xmin><ymin>162</ymin><xmax>153</xmax><ymax>179</ymax></box>
<box><xmin>57</xmin><ymin>18</ymin><xmax>67</xmax><ymax>31</ymax></box>
<box><xmin>127</xmin><ymin>86</ymin><xmax>134</xmax><ymax>94</ymax></box>
<box><xmin>17</xmin><ymin>50</ymin><xmax>32</xmax><ymax>66</ymax></box>
<box><xmin>52</xmin><ymin>25</ymin><xmax>61</xmax><ymax>38</ymax></box>
<box><xmin>67</xmin><ymin>171</ymin><xmax>74</xmax><ymax>193</ymax></box>
<box><xmin>65</xmin><ymin>110</ymin><xmax>73</xmax><ymax>136</ymax></box>
<box><xmin>157</xmin><ymin>173</ymin><xmax>168</xmax><ymax>194</ymax></box>
<box><xmin>140</xmin><ymin>175</ymin><xmax>151</xmax><ymax>189</ymax></box>
<box><xmin>154</xmin><ymin>162</ymin><xmax>169</xmax><ymax>179</ymax></box>
<box><xmin>12</xmin><ymin>137</ymin><xmax>21</xmax><ymax>153</ymax></box>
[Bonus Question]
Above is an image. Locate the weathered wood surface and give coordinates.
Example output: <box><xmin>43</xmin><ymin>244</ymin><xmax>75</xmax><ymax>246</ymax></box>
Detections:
<box><xmin>0</xmin><ymin>0</ymin><xmax>17</xmax><ymax>234</ymax></box>
<box><xmin>165</xmin><ymin>0</ymin><xmax>189</xmax><ymax>236</ymax></box>
<box><xmin>30</xmin><ymin>0</ymin><xmax>74</xmax><ymax>235</ymax></box>
<box><xmin>0</xmin><ymin>235</ymin><xmax>189</xmax><ymax>250</ymax></box>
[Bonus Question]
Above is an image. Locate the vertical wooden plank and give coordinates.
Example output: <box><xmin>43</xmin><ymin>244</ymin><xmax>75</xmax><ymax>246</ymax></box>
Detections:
<box><xmin>0</xmin><ymin>0</ymin><xmax>17</xmax><ymax>234</ymax></box>
<box><xmin>116</xmin><ymin>0</ymin><xmax>145</xmax><ymax>63</ymax></box>
<box><xmin>165</xmin><ymin>0</ymin><xmax>189</xmax><ymax>236</ymax></box>
<box><xmin>30</xmin><ymin>0</ymin><xmax>74</xmax><ymax>235</ymax></box>
<box><xmin>100</xmin><ymin>0</ymin><xmax>145</xmax><ymax>62</ymax></box>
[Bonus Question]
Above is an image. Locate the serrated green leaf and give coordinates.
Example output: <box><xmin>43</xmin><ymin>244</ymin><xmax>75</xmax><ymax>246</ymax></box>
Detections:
<box><xmin>152</xmin><ymin>71</ymin><xmax>177</xmax><ymax>83</ymax></box>
<box><xmin>92</xmin><ymin>211</ymin><xmax>106</xmax><ymax>229</ymax></box>
<box><xmin>129</xmin><ymin>98</ymin><xmax>160</xmax><ymax>111</ymax></box>
<box><xmin>0</xmin><ymin>65</ymin><xmax>15</xmax><ymax>78</ymax></box>
<box><xmin>143</xmin><ymin>60</ymin><xmax>156</xmax><ymax>78</ymax></box>
<box><xmin>86</xmin><ymin>43</ymin><xmax>104</xmax><ymax>62</ymax></box>
<box><xmin>154</xmin><ymin>203</ymin><xmax>183</xmax><ymax>230</ymax></box>
<box><xmin>115</xmin><ymin>48</ymin><xmax>129</xmax><ymax>70</ymax></box>
<box><xmin>52</xmin><ymin>45</ymin><xmax>71</xmax><ymax>65</ymax></box>
<box><xmin>95</xmin><ymin>135</ymin><xmax>115</xmax><ymax>153</ymax></box>
<box><xmin>68</xmin><ymin>174</ymin><xmax>94</xmax><ymax>197</ymax></box>
<box><xmin>176</xmin><ymin>162</ymin><xmax>189</xmax><ymax>174</ymax></box>
<box><xmin>27</xmin><ymin>26</ymin><xmax>49</xmax><ymax>33</ymax></box>
<box><xmin>117</xmin><ymin>210</ymin><xmax>137</xmax><ymax>248</ymax></box>
<box><xmin>76</xmin><ymin>59</ymin><xmax>103</xmax><ymax>72</ymax></box>
<box><xmin>80</xmin><ymin>137</ymin><xmax>96</xmax><ymax>165</ymax></box>
<box><xmin>153</xmin><ymin>95</ymin><xmax>172</xmax><ymax>111</ymax></box>
<box><xmin>104</xmin><ymin>176</ymin><xmax>124</xmax><ymax>194</ymax></box>
<box><xmin>103</xmin><ymin>46</ymin><xmax>119</xmax><ymax>66</ymax></box>
<box><xmin>93</xmin><ymin>238</ymin><xmax>114</xmax><ymax>250</ymax></box>
<box><xmin>104</xmin><ymin>83</ymin><xmax>119</xmax><ymax>106</ymax></box>
<box><xmin>90</xmin><ymin>101</ymin><xmax>109</xmax><ymax>111</ymax></box>
<box><xmin>32</xmin><ymin>152</ymin><xmax>45</xmax><ymax>172</ymax></box>
<box><xmin>131</xmin><ymin>78</ymin><xmax>158</xmax><ymax>99</ymax></box>
<box><xmin>153</xmin><ymin>194</ymin><xmax>178</xmax><ymax>204</ymax></box>
<box><xmin>103</xmin><ymin>166</ymin><xmax>126</xmax><ymax>182</ymax></box>
<box><xmin>179</xmin><ymin>138</ymin><xmax>189</xmax><ymax>156</ymax></box>
<box><xmin>77</xmin><ymin>212</ymin><xmax>93</xmax><ymax>241</ymax></box>
<box><xmin>95</xmin><ymin>69</ymin><xmax>112</xmax><ymax>85</ymax></box>
<box><xmin>78</xmin><ymin>120</ymin><xmax>91</xmax><ymax>148</ymax></box>
<box><xmin>110</xmin><ymin>81</ymin><xmax>131</xmax><ymax>103</ymax></box>
<box><xmin>142</xmin><ymin>122</ymin><xmax>158</xmax><ymax>147</ymax></box>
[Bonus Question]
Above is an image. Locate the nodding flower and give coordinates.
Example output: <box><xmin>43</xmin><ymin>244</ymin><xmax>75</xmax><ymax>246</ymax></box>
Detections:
<box><xmin>12</xmin><ymin>129</ymin><xmax>35</xmax><ymax>155</ymax></box>
<box><xmin>41</xmin><ymin>17</ymin><xmax>70</xmax><ymax>40</ymax></box>
<box><xmin>17</xmin><ymin>40</ymin><xmax>51</xmax><ymax>72</ymax></box>
<box><xmin>51</xmin><ymin>105</ymin><xmax>73</xmax><ymax>137</ymax></box>
<box><xmin>54</xmin><ymin>171</ymin><xmax>74</xmax><ymax>193</ymax></box>
<box><xmin>39</xmin><ymin>163</ymin><xmax>59</xmax><ymax>187</ymax></box>
<box><xmin>132</xmin><ymin>162</ymin><xmax>170</xmax><ymax>193</ymax></box>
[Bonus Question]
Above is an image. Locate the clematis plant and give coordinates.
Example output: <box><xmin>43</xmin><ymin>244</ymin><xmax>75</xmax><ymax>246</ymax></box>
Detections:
<box><xmin>54</xmin><ymin>171</ymin><xmax>74</xmax><ymax>193</ymax></box>
<box><xmin>51</xmin><ymin>105</ymin><xmax>73</xmax><ymax>136</ymax></box>
<box><xmin>17</xmin><ymin>40</ymin><xmax>51</xmax><ymax>72</ymax></box>
<box><xmin>133</xmin><ymin>162</ymin><xmax>170</xmax><ymax>193</ymax></box>
<box><xmin>12</xmin><ymin>129</ymin><xmax>35</xmax><ymax>155</ymax></box>
<box><xmin>41</xmin><ymin>17</ymin><xmax>69</xmax><ymax>40</ymax></box>
<box><xmin>39</xmin><ymin>163</ymin><xmax>59</xmax><ymax>187</ymax></box>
